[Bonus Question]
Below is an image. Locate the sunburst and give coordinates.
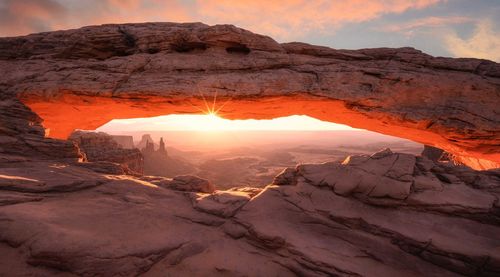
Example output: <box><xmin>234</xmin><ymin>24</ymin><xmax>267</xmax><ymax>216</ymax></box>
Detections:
<box><xmin>190</xmin><ymin>86</ymin><xmax>232</xmax><ymax>118</ymax></box>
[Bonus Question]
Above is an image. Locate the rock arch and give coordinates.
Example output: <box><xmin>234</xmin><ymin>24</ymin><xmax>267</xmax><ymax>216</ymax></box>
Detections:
<box><xmin>0</xmin><ymin>23</ymin><xmax>499</xmax><ymax>169</ymax></box>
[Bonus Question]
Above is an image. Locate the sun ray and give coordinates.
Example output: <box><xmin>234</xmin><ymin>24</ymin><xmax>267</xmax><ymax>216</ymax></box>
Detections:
<box><xmin>214</xmin><ymin>97</ymin><xmax>232</xmax><ymax>114</ymax></box>
<box><xmin>188</xmin><ymin>101</ymin><xmax>207</xmax><ymax>114</ymax></box>
<box><xmin>200</xmin><ymin>93</ymin><xmax>211</xmax><ymax>114</ymax></box>
<box><xmin>211</xmin><ymin>90</ymin><xmax>217</xmax><ymax>114</ymax></box>
<box><xmin>191</xmin><ymin>84</ymin><xmax>232</xmax><ymax>118</ymax></box>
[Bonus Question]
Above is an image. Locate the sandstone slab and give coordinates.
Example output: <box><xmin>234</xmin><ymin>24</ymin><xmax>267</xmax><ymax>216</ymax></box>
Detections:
<box><xmin>0</xmin><ymin>150</ymin><xmax>498</xmax><ymax>276</ymax></box>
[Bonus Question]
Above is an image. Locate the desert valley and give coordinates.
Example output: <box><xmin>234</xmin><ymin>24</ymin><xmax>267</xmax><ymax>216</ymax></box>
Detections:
<box><xmin>80</xmin><ymin>127</ymin><xmax>423</xmax><ymax>189</ymax></box>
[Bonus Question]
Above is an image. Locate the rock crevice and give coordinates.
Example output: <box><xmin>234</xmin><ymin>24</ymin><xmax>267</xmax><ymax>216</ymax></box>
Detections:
<box><xmin>0</xmin><ymin>149</ymin><xmax>499</xmax><ymax>276</ymax></box>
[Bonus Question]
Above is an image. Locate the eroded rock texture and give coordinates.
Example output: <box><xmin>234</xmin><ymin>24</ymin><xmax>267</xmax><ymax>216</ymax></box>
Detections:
<box><xmin>111</xmin><ymin>135</ymin><xmax>135</xmax><ymax>149</ymax></box>
<box><xmin>0</xmin><ymin>97</ymin><xmax>82</xmax><ymax>163</ymax></box>
<box><xmin>0</xmin><ymin>22</ymin><xmax>499</xmax><ymax>276</ymax></box>
<box><xmin>0</xmin><ymin>23</ymin><xmax>498</xmax><ymax>169</ymax></box>
<box><xmin>69</xmin><ymin>130</ymin><xmax>144</xmax><ymax>174</ymax></box>
<box><xmin>0</xmin><ymin>149</ymin><xmax>499</xmax><ymax>276</ymax></box>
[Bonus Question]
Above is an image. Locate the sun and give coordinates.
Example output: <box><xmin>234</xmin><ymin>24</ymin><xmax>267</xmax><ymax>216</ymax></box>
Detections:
<box><xmin>99</xmin><ymin>114</ymin><xmax>359</xmax><ymax>133</ymax></box>
<box><xmin>197</xmin><ymin>112</ymin><xmax>227</xmax><ymax>131</ymax></box>
<box><xmin>206</xmin><ymin>111</ymin><xmax>219</xmax><ymax>119</ymax></box>
<box><xmin>192</xmin><ymin>89</ymin><xmax>231</xmax><ymax>117</ymax></box>
<box><xmin>98</xmin><ymin>91</ymin><xmax>359</xmax><ymax>133</ymax></box>
<box><xmin>183</xmin><ymin>91</ymin><xmax>232</xmax><ymax>131</ymax></box>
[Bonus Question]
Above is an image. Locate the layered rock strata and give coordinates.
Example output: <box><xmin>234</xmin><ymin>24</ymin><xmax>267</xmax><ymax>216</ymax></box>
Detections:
<box><xmin>0</xmin><ymin>23</ymin><xmax>498</xmax><ymax>169</ymax></box>
<box><xmin>0</xmin><ymin>149</ymin><xmax>499</xmax><ymax>276</ymax></box>
<box><xmin>69</xmin><ymin>131</ymin><xmax>143</xmax><ymax>174</ymax></box>
<box><xmin>111</xmin><ymin>135</ymin><xmax>135</xmax><ymax>149</ymax></box>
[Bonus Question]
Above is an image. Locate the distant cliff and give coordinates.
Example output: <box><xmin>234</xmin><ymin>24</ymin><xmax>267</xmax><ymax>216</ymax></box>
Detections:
<box><xmin>137</xmin><ymin>134</ymin><xmax>156</xmax><ymax>150</ymax></box>
<box><xmin>141</xmin><ymin>135</ymin><xmax>194</xmax><ymax>176</ymax></box>
<box><xmin>111</xmin><ymin>135</ymin><xmax>135</xmax><ymax>149</ymax></box>
<box><xmin>69</xmin><ymin>131</ymin><xmax>143</xmax><ymax>174</ymax></box>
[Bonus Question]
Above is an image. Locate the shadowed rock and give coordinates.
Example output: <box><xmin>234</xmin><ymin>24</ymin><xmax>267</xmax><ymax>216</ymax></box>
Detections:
<box><xmin>0</xmin><ymin>22</ymin><xmax>499</xmax><ymax>276</ymax></box>
<box><xmin>422</xmin><ymin>145</ymin><xmax>445</xmax><ymax>162</ymax></box>
<box><xmin>0</xmin><ymin>150</ymin><xmax>498</xmax><ymax>276</ymax></box>
<box><xmin>142</xmin><ymin>175</ymin><xmax>215</xmax><ymax>193</ymax></box>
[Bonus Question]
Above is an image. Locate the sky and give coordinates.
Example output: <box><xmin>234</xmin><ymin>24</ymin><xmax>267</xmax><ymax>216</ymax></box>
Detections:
<box><xmin>3</xmin><ymin>0</ymin><xmax>498</xmax><ymax>131</ymax></box>
<box><xmin>96</xmin><ymin>114</ymin><xmax>362</xmax><ymax>132</ymax></box>
<box><xmin>1</xmin><ymin>0</ymin><xmax>499</xmax><ymax>61</ymax></box>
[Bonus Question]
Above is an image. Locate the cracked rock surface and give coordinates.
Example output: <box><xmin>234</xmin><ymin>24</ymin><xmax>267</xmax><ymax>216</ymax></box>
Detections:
<box><xmin>1</xmin><ymin>149</ymin><xmax>499</xmax><ymax>276</ymax></box>
<box><xmin>0</xmin><ymin>22</ymin><xmax>499</xmax><ymax>276</ymax></box>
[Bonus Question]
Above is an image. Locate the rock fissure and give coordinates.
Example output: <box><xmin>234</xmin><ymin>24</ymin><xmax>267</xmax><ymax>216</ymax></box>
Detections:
<box><xmin>326</xmin><ymin>213</ymin><xmax>489</xmax><ymax>275</ymax></box>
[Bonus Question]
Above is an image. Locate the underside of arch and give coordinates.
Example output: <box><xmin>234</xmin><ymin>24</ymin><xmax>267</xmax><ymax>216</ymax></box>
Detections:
<box><xmin>0</xmin><ymin>22</ymin><xmax>499</xmax><ymax>169</ymax></box>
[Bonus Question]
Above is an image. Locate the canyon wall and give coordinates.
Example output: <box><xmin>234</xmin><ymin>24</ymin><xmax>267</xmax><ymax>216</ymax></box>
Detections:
<box><xmin>111</xmin><ymin>135</ymin><xmax>135</xmax><ymax>149</ymax></box>
<box><xmin>69</xmin><ymin>131</ymin><xmax>143</xmax><ymax>174</ymax></box>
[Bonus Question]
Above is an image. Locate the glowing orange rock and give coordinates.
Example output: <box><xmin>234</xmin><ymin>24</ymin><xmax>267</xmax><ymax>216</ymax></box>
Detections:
<box><xmin>0</xmin><ymin>23</ymin><xmax>498</xmax><ymax>169</ymax></box>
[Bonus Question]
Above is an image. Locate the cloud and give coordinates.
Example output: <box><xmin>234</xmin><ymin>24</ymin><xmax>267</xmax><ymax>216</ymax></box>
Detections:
<box><xmin>0</xmin><ymin>0</ymin><xmax>192</xmax><ymax>37</ymax></box>
<box><xmin>0</xmin><ymin>0</ymin><xmax>443</xmax><ymax>39</ymax></box>
<box><xmin>444</xmin><ymin>20</ymin><xmax>500</xmax><ymax>61</ymax></box>
<box><xmin>382</xmin><ymin>16</ymin><xmax>474</xmax><ymax>35</ymax></box>
<box><xmin>0</xmin><ymin>0</ymin><xmax>65</xmax><ymax>36</ymax></box>
<box><xmin>195</xmin><ymin>0</ymin><xmax>444</xmax><ymax>40</ymax></box>
<box><xmin>49</xmin><ymin>0</ymin><xmax>192</xmax><ymax>32</ymax></box>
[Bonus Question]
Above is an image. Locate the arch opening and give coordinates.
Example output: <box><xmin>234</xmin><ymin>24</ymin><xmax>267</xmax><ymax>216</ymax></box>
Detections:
<box><xmin>20</xmin><ymin>93</ymin><xmax>498</xmax><ymax>170</ymax></box>
<box><xmin>76</xmin><ymin>113</ymin><xmax>421</xmax><ymax>189</ymax></box>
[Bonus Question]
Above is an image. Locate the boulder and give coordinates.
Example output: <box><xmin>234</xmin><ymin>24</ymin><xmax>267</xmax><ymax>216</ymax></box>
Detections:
<box><xmin>151</xmin><ymin>175</ymin><xmax>215</xmax><ymax>193</ymax></box>
<box><xmin>190</xmin><ymin>190</ymin><xmax>252</xmax><ymax>218</ymax></box>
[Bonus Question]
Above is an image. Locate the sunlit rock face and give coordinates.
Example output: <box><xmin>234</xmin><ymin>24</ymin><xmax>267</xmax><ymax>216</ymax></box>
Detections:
<box><xmin>0</xmin><ymin>22</ymin><xmax>499</xmax><ymax>169</ymax></box>
<box><xmin>0</xmin><ymin>98</ymin><xmax>82</xmax><ymax>163</ymax></box>
<box><xmin>69</xmin><ymin>131</ymin><xmax>144</xmax><ymax>174</ymax></box>
<box><xmin>0</xmin><ymin>149</ymin><xmax>498</xmax><ymax>276</ymax></box>
<box><xmin>111</xmin><ymin>135</ymin><xmax>135</xmax><ymax>149</ymax></box>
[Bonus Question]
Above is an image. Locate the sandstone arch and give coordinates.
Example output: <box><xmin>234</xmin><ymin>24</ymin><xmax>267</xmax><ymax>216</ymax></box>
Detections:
<box><xmin>0</xmin><ymin>23</ymin><xmax>499</xmax><ymax>169</ymax></box>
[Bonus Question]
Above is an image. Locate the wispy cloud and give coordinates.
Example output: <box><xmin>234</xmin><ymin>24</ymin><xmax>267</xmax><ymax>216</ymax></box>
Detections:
<box><xmin>195</xmin><ymin>0</ymin><xmax>444</xmax><ymax>40</ymax></box>
<box><xmin>0</xmin><ymin>0</ymin><xmax>443</xmax><ymax>39</ymax></box>
<box><xmin>0</xmin><ymin>0</ymin><xmax>192</xmax><ymax>37</ymax></box>
<box><xmin>3</xmin><ymin>0</ymin><xmax>496</xmax><ymax>62</ymax></box>
<box><xmin>382</xmin><ymin>16</ymin><xmax>475</xmax><ymax>35</ymax></box>
<box><xmin>444</xmin><ymin>20</ymin><xmax>500</xmax><ymax>62</ymax></box>
<box><xmin>0</xmin><ymin>0</ymin><xmax>65</xmax><ymax>36</ymax></box>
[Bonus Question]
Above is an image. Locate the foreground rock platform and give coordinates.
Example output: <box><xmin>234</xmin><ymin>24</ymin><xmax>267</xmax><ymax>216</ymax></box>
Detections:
<box><xmin>0</xmin><ymin>22</ymin><xmax>499</xmax><ymax>169</ymax></box>
<box><xmin>1</xmin><ymin>149</ymin><xmax>499</xmax><ymax>276</ymax></box>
